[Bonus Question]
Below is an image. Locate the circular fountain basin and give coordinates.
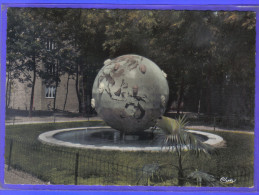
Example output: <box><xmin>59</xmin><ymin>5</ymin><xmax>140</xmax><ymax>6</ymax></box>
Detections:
<box><xmin>38</xmin><ymin>126</ymin><xmax>224</xmax><ymax>151</ymax></box>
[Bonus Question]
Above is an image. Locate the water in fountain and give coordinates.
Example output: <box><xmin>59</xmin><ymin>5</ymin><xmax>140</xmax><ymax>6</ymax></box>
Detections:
<box><xmin>53</xmin><ymin>127</ymin><xmax>208</xmax><ymax>148</ymax></box>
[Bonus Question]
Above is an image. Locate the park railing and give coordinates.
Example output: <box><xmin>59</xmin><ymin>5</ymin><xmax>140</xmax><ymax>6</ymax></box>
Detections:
<box><xmin>6</xmin><ymin>108</ymin><xmax>254</xmax><ymax>131</ymax></box>
<box><xmin>5</xmin><ymin>137</ymin><xmax>254</xmax><ymax>186</ymax></box>
<box><xmin>165</xmin><ymin>113</ymin><xmax>254</xmax><ymax>131</ymax></box>
<box><xmin>5</xmin><ymin>137</ymin><xmax>174</xmax><ymax>186</ymax></box>
<box><xmin>189</xmin><ymin>115</ymin><xmax>254</xmax><ymax>131</ymax></box>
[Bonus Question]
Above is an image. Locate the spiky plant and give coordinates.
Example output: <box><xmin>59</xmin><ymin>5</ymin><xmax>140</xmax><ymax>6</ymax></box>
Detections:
<box><xmin>187</xmin><ymin>170</ymin><xmax>220</xmax><ymax>187</ymax></box>
<box><xmin>157</xmin><ymin>115</ymin><xmax>214</xmax><ymax>186</ymax></box>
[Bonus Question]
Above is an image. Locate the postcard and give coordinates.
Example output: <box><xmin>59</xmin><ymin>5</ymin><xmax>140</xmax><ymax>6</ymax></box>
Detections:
<box><xmin>0</xmin><ymin>2</ymin><xmax>258</xmax><ymax>194</ymax></box>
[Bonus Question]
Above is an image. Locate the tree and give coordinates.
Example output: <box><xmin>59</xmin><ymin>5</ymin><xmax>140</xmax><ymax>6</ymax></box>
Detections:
<box><xmin>59</xmin><ymin>47</ymin><xmax>78</xmax><ymax>111</ymax></box>
<box><xmin>7</xmin><ymin>8</ymin><xmax>255</xmax><ymax>119</ymax></box>
<box><xmin>6</xmin><ymin>8</ymin><xmax>24</xmax><ymax>110</ymax></box>
<box><xmin>103</xmin><ymin>9</ymin><xmax>157</xmax><ymax>58</ymax></box>
<box><xmin>63</xmin><ymin>9</ymin><xmax>108</xmax><ymax>114</ymax></box>
<box><xmin>217</xmin><ymin>11</ymin><xmax>255</xmax><ymax>117</ymax></box>
<box><xmin>157</xmin><ymin>115</ymin><xmax>214</xmax><ymax>186</ymax></box>
<box><xmin>7</xmin><ymin>8</ymin><xmax>50</xmax><ymax>116</ymax></box>
<box><xmin>40</xmin><ymin>9</ymin><xmax>76</xmax><ymax>112</ymax></box>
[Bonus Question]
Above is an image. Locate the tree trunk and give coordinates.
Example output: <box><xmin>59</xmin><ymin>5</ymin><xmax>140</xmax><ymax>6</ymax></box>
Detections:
<box><xmin>178</xmin><ymin>163</ymin><xmax>184</xmax><ymax>186</ymax></box>
<box><xmin>6</xmin><ymin>70</ymin><xmax>10</xmax><ymax>110</ymax></box>
<box><xmin>63</xmin><ymin>74</ymin><xmax>70</xmax><ymax>111</ymax></box>
<box><xmin>73</xmin><ymin>10</ymin><xmax>84</xmax><ymax>114</ymax></box>
<box><xmin>86</xmin><ymin>74</ymin><xmax>94</xmax><ymax>115</ymax></box>
<box><xmin>7</xmin><ymin>77</ymin><xmax>12</xmax><ymax>109</ymax></box>
<box><xmin>198</xmin><ymin>88</ymin><xmax>202</xmax><ymax>118</ymax></box>
<box><xmin>53</xmin><ymin>80</ymin><xmax>58</xmax><ymax>112</ymax></box>
<box><xmin>29</xmin><ymin>56</ymin><xmax>36</xmax><ymax>117</ymax></box>
<box><xmin>177</xmin><ymin>76</ymin><xmax>185</xmax><ymax>115</ymax></box>
<box><xmin>206</xmin><ymin>63</ymin><xmax>212</xmax><ymax>114</ymax></box>
<box><xmin>81</xmin><ymin>72</ymin><xmax>87</xmax><ymax>115</ymax></box>
<box><xmin>206</xmin><ymin>84</ymin><xmax>211</xmax><ymax>114</ymax></box>
<box><xmin>53</xmin><ymin>59</ymin><xmax>59</xmax><ymax>112</ymax></box>
<box><xmin>177</xmin><ymin>146</ymin><xmax>184</xmax><ymax>186</ymax></box>
<box><xmin>219</xmin><ymin>75</ymin><xmax>224</xmax><ymax>116</ymax></box>
<box><xmin>75</xmin><ymin>63</ymin><xmax>82</xmax><ymax>113</ymax></box>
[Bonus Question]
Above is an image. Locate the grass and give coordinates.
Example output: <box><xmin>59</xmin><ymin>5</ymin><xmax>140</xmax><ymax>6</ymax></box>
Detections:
<box><xmin>4</xmin><ymin>121</ymin><xmax>254</xmax><ymax>187</ymax></box>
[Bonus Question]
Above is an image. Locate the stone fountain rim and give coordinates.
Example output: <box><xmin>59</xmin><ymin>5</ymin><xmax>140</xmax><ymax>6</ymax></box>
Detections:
<box><xmin>38</xmin><ymin>126</ymin><xmax>224</xmax><ymax>152</ymax></box>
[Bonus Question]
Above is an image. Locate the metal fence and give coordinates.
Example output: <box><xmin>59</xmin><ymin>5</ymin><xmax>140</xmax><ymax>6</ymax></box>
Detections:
<box><xmin>5</xmin><ymin>137</ymin><xmax>254</xmax><ymax>186</ymax></box>
<box><xmin>190</xmin><ymin>115</ymin><xmax>254</xmax><ymax>131</ymax></box>
<box><xmin>165</xmin><ymin>113</ymin><xmax>254</xmax><ymax>131</ymax></box>
<box><xmin>6</xmin><ymin>108</ymin><xmax>255</xmax><ymax>131</ymax></box>
<box><xmin>5</xmin><ymin>137</ymin><xmax>173</xmax><ymax>185</ymax></box>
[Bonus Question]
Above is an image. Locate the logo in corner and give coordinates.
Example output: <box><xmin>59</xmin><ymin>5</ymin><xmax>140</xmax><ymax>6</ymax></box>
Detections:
<box><xmin>220</xmin><ymin>177</ymin><xmax>236</xmax><ymax>184</ymax></box>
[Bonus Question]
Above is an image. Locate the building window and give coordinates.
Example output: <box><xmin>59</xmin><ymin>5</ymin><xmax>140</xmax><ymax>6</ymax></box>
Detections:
<box><xmin>46</xmin><ymin>63</ymin><xmax>56</xmax><ymax>75</ymax></box>
<box><xmin>46</xmin><ymin>39</ymin><xmax>55</xmax><ymax>51</ymax></box>
<box><xmin>45</xmin><ymin>38</ymin><xmax>56</xmax><ymax>74</ymax></box>
<box><xmin>45</xmin><ymin>86</ymin><xmax>56</xmax><ymax>98</ymax></box>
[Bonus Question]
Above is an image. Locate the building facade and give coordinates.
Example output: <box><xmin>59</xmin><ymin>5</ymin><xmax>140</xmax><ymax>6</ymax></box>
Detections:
<box><xmin>7</xmin><ymin>72</ymin><xmax>79</xmax><ymax>113</ymax></box>
<box><xmin>6</xmin><ymin>39</ymin><xmax>80</xmax><ymax>113</ymax></box>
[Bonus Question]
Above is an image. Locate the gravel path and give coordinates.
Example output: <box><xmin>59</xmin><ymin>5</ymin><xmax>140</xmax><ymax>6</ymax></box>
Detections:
<box><xmin>5</xmin><ymin>116</ymin><xmax>102</xmax><ymax>125</ymax></box>
<box><xmin>4</xmin><ymin>165</ymin><xmax>49</xmax><ymax>185</ymax></box>
<box><xmin>186</xmin><ymin>125</ymin><xmax>254</xmax><ymax>134</ymax></box>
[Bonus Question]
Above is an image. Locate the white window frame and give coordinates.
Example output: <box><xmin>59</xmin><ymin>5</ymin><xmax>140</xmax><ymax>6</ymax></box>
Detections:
<box><xmin>45</xmin><ymin>86</ymin><xmax>56</xmax><ymax>98</ymax></box>
<box><xmin>46</xmin><ymin>39</ymin><xmax>55</xmax><ymax>51</ymax></box>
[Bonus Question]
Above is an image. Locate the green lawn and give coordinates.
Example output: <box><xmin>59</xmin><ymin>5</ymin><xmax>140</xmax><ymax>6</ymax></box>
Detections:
<box><xmin>4</xmin><ymin>121</ymin><xmax>254</xmax><ymax>187</ymax></box>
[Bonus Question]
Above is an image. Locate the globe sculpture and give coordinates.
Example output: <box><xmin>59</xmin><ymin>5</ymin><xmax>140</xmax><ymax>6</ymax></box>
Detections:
<box><xmin>91</xmin><ymin>54</ymin><xmax>169</xmax><ymax>134</ymax></box>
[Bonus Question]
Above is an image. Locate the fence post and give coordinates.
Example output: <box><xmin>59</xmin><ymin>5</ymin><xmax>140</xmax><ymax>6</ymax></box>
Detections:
<box><xmin>12</xmin><ymin>115</ymin><xmax>15</xmax><ymax>125</ymax></box>
<box><xmin>8</xmin><ymin>139</ymin><xmax>13</xmax><ymax>171</ymax></box>
<box><xmin>74</xmin><ymin>152</ymin><xmax>79</xmax><ymax>185</ymax></box>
